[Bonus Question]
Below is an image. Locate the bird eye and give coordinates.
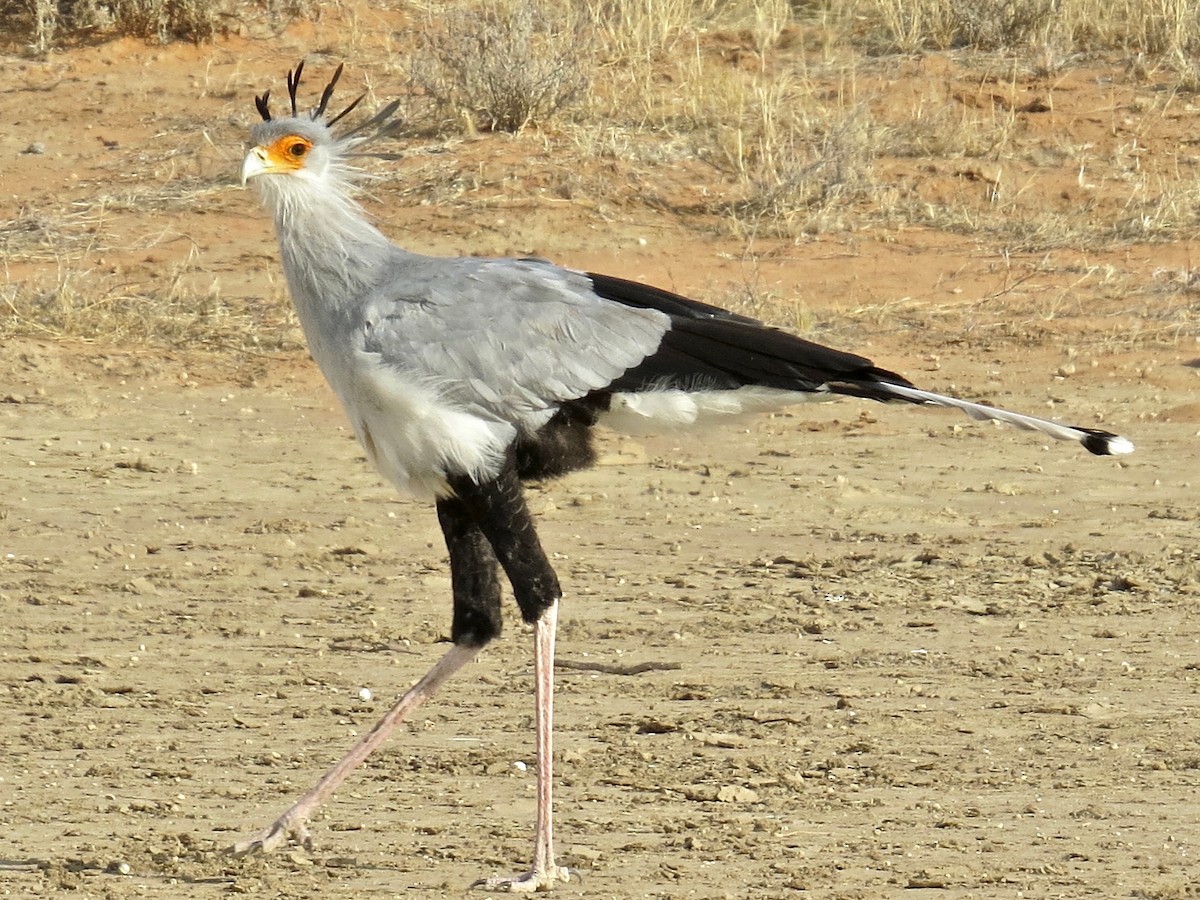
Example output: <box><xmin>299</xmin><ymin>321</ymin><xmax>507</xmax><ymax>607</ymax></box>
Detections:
<box><xmin>288</xmin><ymin>142</ymin><xmax>308</xmax><ymax>157</ymax></box>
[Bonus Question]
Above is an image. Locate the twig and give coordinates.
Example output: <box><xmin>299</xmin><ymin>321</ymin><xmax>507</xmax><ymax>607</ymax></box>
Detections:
<box><xmin>555</xmin><ymin>659</ymin><xmax>681</xmax><ymax>676</ymax></box>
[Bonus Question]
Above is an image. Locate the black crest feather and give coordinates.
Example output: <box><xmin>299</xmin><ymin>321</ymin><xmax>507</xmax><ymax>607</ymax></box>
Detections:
<box><xmin>256</xmin><ymin>61</ymin><xmax>400</xmax><ymax>144</ymax></box>
<box><xmin>286</xmin><ymin>60</ymin><xmax>304</xmax><ymax>117</ymax></box>
<box><xmin>328</xmin><ymin>92</ymin><xmax>366</xmax><ymax>127</ymax></box>
<box><xmin>315</xmin><ymin>63</ymin><xmax>344</xmax><ymax>118</ymax></box>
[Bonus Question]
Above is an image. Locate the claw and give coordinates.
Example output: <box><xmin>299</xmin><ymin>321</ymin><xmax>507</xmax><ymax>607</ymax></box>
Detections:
<box><xmin>471</xmin><ymin>865</ymin><xmax>570</xmax><ymax>893</ymax></box>
<box><xmin>230</xmin><ymin>814</ymin><xmax>313</xmax><ymax>857</ymax></box>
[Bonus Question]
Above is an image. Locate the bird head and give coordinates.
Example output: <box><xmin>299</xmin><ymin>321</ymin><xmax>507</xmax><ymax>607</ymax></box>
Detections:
<box><xmin>241</xmin><ymin>61</ymin><xmax>402</xmax><ymax>194</ymax></box>
<box><xmin>241</xmin><ymin>118</ymin><xmax>329</xmax><ymax>186</ymax></box>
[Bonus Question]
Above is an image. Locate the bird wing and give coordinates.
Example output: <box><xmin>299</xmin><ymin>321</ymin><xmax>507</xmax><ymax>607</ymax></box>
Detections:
<box><xmin>586</xmin><ymin>271</ymin><xmax>914</xmax><ymax>397</ymax></box>
<box><xmin>354</xmin><ymin>257</ymin><xmax>1130</xmax><ymax>458</ymax></box>
<box><xmin>358</xmin><ymin>256</ymin><xmax>671</xmax><ymax>431</ymax></box>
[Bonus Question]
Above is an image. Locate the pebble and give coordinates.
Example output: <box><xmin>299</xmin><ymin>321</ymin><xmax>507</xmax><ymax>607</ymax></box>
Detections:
<box><xmin>716</xmin><ymin>785</ymin><xmax>759</xmax><ymax>803</ymax></box>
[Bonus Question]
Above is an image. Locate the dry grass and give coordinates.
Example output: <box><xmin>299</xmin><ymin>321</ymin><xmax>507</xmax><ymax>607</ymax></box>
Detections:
<box><xmin>0</xmin><ymin>0</ymin><xmax>312</xmax><ymax>51</ymax></box>
<box><xmin>709</xmin><ymin>93</ymin><xmax>884</xmax><ymax>238</ymax></box>
<box><xmin>5</xmin><ymin>0</ymin><xmax>1200</xmax><ymax>347</ymax></box>
<box><xmin>0</xmin><ymin>180</ymin><xmax>297</xmax><ymax>350</ymax></box>
<box><xmin>0</xmin><ymin>204</ymin><xmax>108</xmax><ymax>261</ymax></box>
<box><xmin>859</xmin><ymin>0</ymin><xmax>1200</xmax><ymax>57</ymax></box>
<box><xmin>1</xmin><ymin>249</ymin><xmax>298</xmax><ymax>351</ymax></box>
<box><xmin>578</xmin><ymin>0</ymin><xmax>724</xmax><ymax>63</ymax></box>
<box><xmin>10</xmin><ymin>0</ymin><xmax>1200</xmax><ymax>60</ymax></box>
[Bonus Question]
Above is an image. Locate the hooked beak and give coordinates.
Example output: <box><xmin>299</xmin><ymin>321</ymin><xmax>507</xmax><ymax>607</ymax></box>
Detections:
<box><xmin>240</xmin><ymin>146</ymin><xmax>271</xmax><ymax>186</ymax></box>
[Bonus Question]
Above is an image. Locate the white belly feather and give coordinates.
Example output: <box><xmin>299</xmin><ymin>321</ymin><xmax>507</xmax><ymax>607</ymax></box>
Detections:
<box><xmin>331</xmin><ymin>355</ymin><xmax>516</xmax><ymax>499</ymax></box>
<box><xmin>603</xmin><ymin>386</ymin><xmax>822</xmax><ymax>433</ymax></box>
<box><xmin>321</xmin><ymin>349</ymin><xmax>823</xmax><ymax>498</ymax></box>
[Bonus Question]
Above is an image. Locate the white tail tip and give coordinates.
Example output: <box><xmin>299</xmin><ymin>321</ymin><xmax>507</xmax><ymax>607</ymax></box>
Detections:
<box><xmin>1100</xmin><ymin>435</ymin><xmax>1134</xmax><ymax>455</ymax></box>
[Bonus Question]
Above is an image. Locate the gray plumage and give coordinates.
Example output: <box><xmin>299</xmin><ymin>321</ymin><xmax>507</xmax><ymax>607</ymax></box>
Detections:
<box><xmin>234</xmin><ymin>62</ymin><xmax>1133</xmax><ymax>888</ymax></box>
<box><xmin>244</xmin><ymin>115</ymin><xmax>671</xmax><ymax>495</ymax></box>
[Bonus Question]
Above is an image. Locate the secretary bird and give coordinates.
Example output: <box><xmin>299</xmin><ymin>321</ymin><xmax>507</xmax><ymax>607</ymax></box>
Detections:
<box><xmin>235</xmin><ymin>62</ymin><xmax>1133</xmax><ymax>891</ymax></box>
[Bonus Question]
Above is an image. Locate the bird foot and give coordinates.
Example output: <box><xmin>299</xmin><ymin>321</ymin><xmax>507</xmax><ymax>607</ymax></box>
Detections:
<box><xmin>230</xmin><ymin>812</ymin><xmax>314</xmax><ymax>857</ymax></box>
<box><xmin>471</xmin><ymin>864</ymin><xmax>571</xmax><ymax>893</ymax></box>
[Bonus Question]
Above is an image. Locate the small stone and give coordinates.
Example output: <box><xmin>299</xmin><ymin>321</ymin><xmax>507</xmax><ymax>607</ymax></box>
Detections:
<box><xmin>716</xmin><ymin>785</ymin><xmax>758</xmax><ymax>803</ymax></box>
<box><xmin>567</xmin><ymin>845</ymin><xmax>601</xmax><ymax>862</ymax></box>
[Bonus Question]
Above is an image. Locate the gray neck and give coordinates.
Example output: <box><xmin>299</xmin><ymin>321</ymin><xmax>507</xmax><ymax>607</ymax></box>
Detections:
<box><xmin>268</xmin><ymin>179</ymin><xmax>395</xmax><ymax>315</ymax></box>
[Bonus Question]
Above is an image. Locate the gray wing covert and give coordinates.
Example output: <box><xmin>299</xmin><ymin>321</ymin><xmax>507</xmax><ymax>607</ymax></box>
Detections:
<box><xmin>359</xmin><ymin>257</ymin><xmax>670</xmax><ymax>431</ymax></box>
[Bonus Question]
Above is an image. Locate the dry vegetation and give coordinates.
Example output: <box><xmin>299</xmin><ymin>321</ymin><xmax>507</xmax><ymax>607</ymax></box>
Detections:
<box><xmin>410</xmin><ymin>0</ymin><xmax>592</xmax><ymax>133</ymax></box>
<box><xmin>1</xmin><ymin>0</ymin><xmax>312</xmax><ymax>49</ymax></box>
<box><xmin>1</xmin><ymin>0</ymin><xmax>1199</xmax><ymax>347</ymax></box>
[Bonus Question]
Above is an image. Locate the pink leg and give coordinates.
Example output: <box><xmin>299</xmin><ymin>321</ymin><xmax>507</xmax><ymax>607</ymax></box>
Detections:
<box><xmin>473</xmin><ymin>602</ymin><xmax>571</xmax><ymax>892</ymax></box>
<box><xmin>232</xmin><ymin>642</ymin><xmax>479</xmax><ymax>856</ymax></box>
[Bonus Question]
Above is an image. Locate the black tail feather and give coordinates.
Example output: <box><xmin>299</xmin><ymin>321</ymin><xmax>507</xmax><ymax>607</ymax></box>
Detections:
<box><xmin>588</xmin><ymin>271</ymin><xmax>912</xmax><ymax>396</ymax></box>
<box><xmin>587</xmin><ymin>270</ymin><xmax>1134</xmax><ymax>456</ymax></box>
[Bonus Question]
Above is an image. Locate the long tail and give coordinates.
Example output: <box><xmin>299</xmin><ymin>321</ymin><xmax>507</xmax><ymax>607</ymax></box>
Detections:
<box><xmin>873</xmin><ymin>382</ymin><xmax>1134</xmax><ymax>456</ymax></box>
<box><xmin>585</xmin><ymin>272</ymin><xmax>1135</xmax><ymax>458</ymax></box>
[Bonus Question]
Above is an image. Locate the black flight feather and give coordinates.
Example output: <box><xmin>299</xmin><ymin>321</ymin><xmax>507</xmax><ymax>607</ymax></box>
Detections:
<box><xmin>587</xmin><ymin>271</ymin><xmax>915</xmax><ymax>400</ymax></box>
<box><xmin>587</xmin><ymin>271</ymin><xmax>760</xmax><ymax>324</ymax></box>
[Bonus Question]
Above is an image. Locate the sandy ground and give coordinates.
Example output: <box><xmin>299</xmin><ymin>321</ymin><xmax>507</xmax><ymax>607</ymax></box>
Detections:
<box><xmin>2</xmin><ymin>23</ymin><xmax>1200</xmax><ymax>900</ymax></box>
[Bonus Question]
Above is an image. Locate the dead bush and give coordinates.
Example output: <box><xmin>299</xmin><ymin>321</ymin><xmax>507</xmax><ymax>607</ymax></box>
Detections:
<box><xmin>410</xmin><ymin>0</ymin><xmax>592</xmax><ymax>133</ymax></box>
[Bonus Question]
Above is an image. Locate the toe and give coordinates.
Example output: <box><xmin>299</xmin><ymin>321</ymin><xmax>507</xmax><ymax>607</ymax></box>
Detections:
<box><xmin>230</xmin><ymin>816</ymin><xmax>312</xmax><ymax>857</ymax></box>
<box><xmin>471</xmin><ymin>866</ymin><xmax>570</xmax><ymax>892</ymax></box>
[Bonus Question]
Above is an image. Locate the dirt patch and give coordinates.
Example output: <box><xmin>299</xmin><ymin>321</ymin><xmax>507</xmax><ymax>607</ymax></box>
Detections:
<box><xmin>3</xmin><ymin>329</ymin><xmax>1196</xmax><ymax>898</ymax></box>
<box><xmin>2</xmin><ymin>26</ymin><xmax>1199</xmax><ymax>900</ymax></box>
